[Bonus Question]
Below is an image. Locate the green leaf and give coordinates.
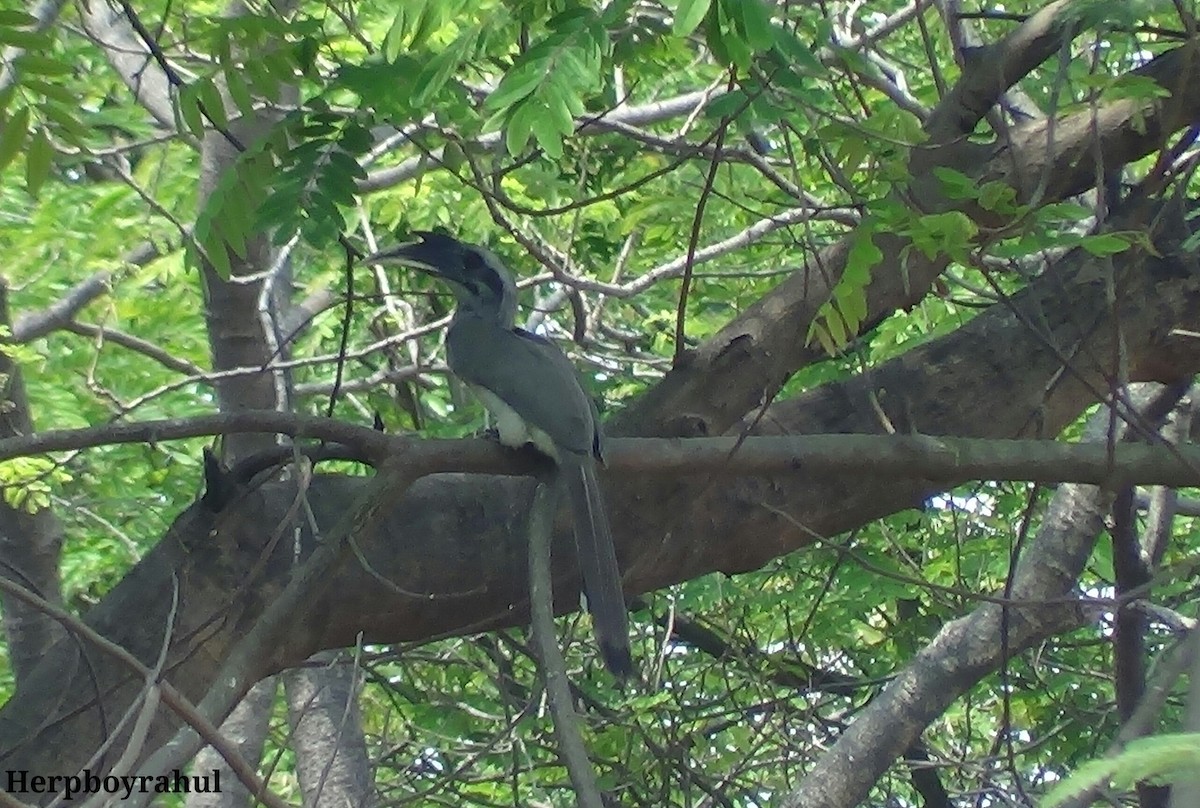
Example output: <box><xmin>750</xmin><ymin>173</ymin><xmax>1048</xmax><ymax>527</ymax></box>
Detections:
<box><xmin>191</xmin><ymin>214</ymin><xmax>232</xmax><ymax>277</ymax></box>
<box><xmin>1037</xmin><ymin>201</ymin><xmax>1093</xmax><ymax>223</ymax></box>
<box><xmin>25</xmin><ymin>126</ymin><xmax>52</xmax><ymax>196</ymax></box>
<box><xmin>0</xmin><ymin>28</ymin><xmax>47</xmax><ymax>48</ymax></box>
<box><xmin>207</xmin><ymin>241</ymin><xmax>233</xmax><ymax>277</ymax></box>
<box><xmin>293</xmin><ymin>36</ymin><xmax>319</xmax><ymax>78</ymax></box>
<box><xmin>976</xmin><ymin>180</ymin><xmax>1018</xmax><ymax>213</ymax></box>
<box><xmin>672</xmin><ymin>0</ymin><xmax>711</xmax><ymax>36</ymax></box>
<box><xmin>809</xmin><ymin>221</ymin><xmax>883</xmax><ymax>351</ymax></box>
<box><xmin>0</xmin><ymin>10</ymin><xmax>36</xmax><ymax>26</ymax></box>
<box><xmin>212</xmin><ymin>30</ymin><xmax>233</xmax><ymax>70</ymax></box>
<box><xmin>530</xmin><ymin>109</ymin><xmax>565</xmax><ymax>158</ymax></box>
<box><xmin>262</xmin><ymin>51</ymin><xmax>295</xmax><ymax>84</ymax></box>
<box><xmin>13</xmin><ymin>54</ymin><xmax>72</xmax><ymax>76</ymax></box>
<box><xmin>772</xmin><ymin>25</ymin><xmax>825</xmax><ymax>74</ymax></box>
<box><xmin>216</xmin><ymin>204</ymin><xmax>250</xmax><ymax>261</ymax></box>
<box><xmin>485</xmin><ymin>64</ymin><xmax>546</xmax><ymax>114</ymax></box>
<box><xmin>905</xmin><ymin>211</ymin><xmax>978</xmax><ymax>260</ymax></box>
<box><xmin>736</xmin><ymin>0</ymin><xmax>775</xmax><ymax>51</ymax></box>
<box><xmin>244</xmin><ymin>58</ymin><xmax>281</xmax><ymax>100</ymax></box>
<box><xmin>409</xmin><ymin>1</ymin><xmax>448</xmax><ymax>50</ymax></box>
<box><xmin>327</xmin><ymin>149</ymin><xmax>366</xmax><ymax>181</ymax></box>
<box><xmin>23</xmin><ymin>77</ymin><xmax>77</xmax><ymax>105</ymax></box>
<box><xmin>703</xmin><ymin>2</ymin><xmax>732</xmax><ymax>65</ymax></box>
<box><xmin>715</xmin><ymin>0</ymin><xmax>753</xmax><ymax>68</ymax></box>
<box><xmin>505</xmin><ymin>104</ymin><xmax>534</xmax><ymax>156</ymax></box>
<box><xmin>929</xmin><ymin>167</ymin><xmax>977</xmax><ymax>199</ymax></box>
<box><xmin>196</xmin><ymin>77</ymin><xmax>229</xmax><ymax>131</ymax></box>
<box><xmin>383</xmin><ymin>6</ymin><xmax>409</xmax><ymax>62</ymax></box>
<box><xmin>0</xmin><ymin>105</ymin><xmax>30</xmax><ymax>173</ymax></box>
<box><xmin>1078</xmin><ymin>232</ymin><xmax>1133</xmax><ymax>256</ymax></box>
<box><xmin>412</xmin><ymin>27</ymin><xmax>478</xmax><ymax>107</ymax></box>
<box><xmin>542</xmin><ymin>89</ymin><xmax>575</xmax><ymax>137</ymax></box>
<box><xmin>225</xmin><ymin>68</ymin><xmax>255</xmax><ymax>118</ymax></box>
<box><xmin>178</xmin><ymin>83</ymin><xmax>206</xmax><ymax>138</ymax></box>
<box><xmin>40</xmin><ymin>100</ymin><xmax>88</xmax><ymax>144</ymax></box>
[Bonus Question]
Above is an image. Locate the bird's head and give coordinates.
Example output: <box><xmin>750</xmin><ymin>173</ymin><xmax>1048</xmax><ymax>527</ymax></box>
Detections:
<box><xmin>364</xmin><ymin>231</ymin><xmax>517</xmax><ymax>324</ymax></box>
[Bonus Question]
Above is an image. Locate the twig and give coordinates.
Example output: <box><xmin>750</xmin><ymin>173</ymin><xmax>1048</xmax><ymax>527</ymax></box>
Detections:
<box><xmin>527</xmin><ymin>479</ymin><xmax>606</xmax><ymax>808</ymax></box>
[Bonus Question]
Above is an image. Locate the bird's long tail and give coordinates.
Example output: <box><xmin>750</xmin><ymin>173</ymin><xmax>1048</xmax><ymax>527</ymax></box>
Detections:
<box><xmin>563</xmin><ymin>457</ymin><xmax>633</xmax><ymax>677</ymax></box>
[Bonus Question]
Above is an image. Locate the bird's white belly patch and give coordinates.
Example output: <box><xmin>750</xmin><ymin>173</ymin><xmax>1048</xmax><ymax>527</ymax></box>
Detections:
<box><xmin>471</xmin><ymin>385</ymin><xmax>560</xmax><ymax>459</ymax></box>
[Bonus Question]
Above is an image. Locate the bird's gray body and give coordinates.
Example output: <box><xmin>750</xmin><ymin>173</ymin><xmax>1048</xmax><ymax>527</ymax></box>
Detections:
<box><xmin>445</xmin><ymin>317</ymin><xmax>594</xmax><ymax>457</ymax></box>
<box><xmin>366</xmin><ymin>232</ymin><xmax>633</xmax><ymax>677</ymax></box>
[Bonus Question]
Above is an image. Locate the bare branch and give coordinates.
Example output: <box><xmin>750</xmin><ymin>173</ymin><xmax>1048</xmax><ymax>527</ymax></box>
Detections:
<box><xmin>11</xmin><ymin>272</ymin><xmax>110</xmax><ymax>342</ymax></box>
<box><xmin>359</xmin><ymin>89</ymin><xmax>728</xmax><ymax>193</ymax></box>
<box><xmin>64</xmin><ymin>321</ymin><xmax>206</xmax><ymax>377</ymax></box>
<box><xmin>12</xmin><ymin>238</ymin><xmax>176</xmax><ymax>343</ymax></box>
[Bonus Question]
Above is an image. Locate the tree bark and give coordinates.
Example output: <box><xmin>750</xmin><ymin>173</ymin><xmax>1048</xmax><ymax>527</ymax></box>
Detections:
<box><xmin>0</xmin><ymin>283</ymin><xmax>65</xmax><ymax>685</ymax></box>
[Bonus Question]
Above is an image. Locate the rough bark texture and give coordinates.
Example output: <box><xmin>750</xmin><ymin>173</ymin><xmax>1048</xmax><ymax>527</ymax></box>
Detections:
<box><xmin>186</xmin><ymin>681</ymin><xmax>274</xmax><ymax>808</ymax></box>
<box><xmin>0</xmin><ymin>284</ymin><xmax>65</xmax><ymax>684</ymax></box>
<box><xmin>284</xmin><ymin>652</ymin><xmax>377</xmax><ymax>808</ymax></box>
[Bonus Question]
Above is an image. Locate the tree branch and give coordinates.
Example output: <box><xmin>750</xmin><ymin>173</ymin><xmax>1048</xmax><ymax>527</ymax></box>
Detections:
<box><xmin>359</xmin><ymin>89</ymin><xmax>728</xmax><ymax>193</ymax></box>
<box><xmin>77</xmin><ymin>0</ymin><xmax>178</xmax><ymax>130</ymax></box>
<box><xmin>6</xmin><ymin>415</ymin><xmax>1200</xmax><ymax>487</ymax></box>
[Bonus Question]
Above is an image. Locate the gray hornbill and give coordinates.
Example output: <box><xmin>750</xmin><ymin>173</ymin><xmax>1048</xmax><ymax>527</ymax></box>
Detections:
<box><xmin>364</xmin><ymin>231</ymin><xmax>633</xmax><ymax>677</ymax></box>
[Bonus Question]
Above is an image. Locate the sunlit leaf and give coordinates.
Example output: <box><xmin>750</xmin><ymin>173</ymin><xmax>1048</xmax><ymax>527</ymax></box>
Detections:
<box><xmin>530</xmin><ymin>108</ymin><xmax>565</xmax><ymax>159</ymax></box>
<box><xmin>505</xmin><ymin>104</ymin><xmax>534</xmax><ymax>156</ymax></box>
<box><xmin>671</xmin><ymin>0</ymin><xmax>711</xmax><ymax>36</ymax></box>
<box><xmin>196</xmin><ymin>77</ymin><xmax>229</xmax><ymax>131</ymax></box>
<box><xmin>1080</xmin><ymin>231</ymin><xmax>1135</xmax><ymax>256</ymax></box>
<box><xmin>25</xmin><ymin>126</ymin><xmax>52</xmax><ymax>197</ymax></box>
<box><xmin>0</xmin><ymin>105</ymin><xmax>30</xmax><ymax>173</ymax></box>
<box><xmin>178</xmin><ymin>83</ymin><xmax>206</xmax><ymax>138</ymax></box>
<box><xmin>736</xmin><ymin>0</ymin><xmax>775</xmax><ymax>51</ymax></box>
<box><xmin>383</xmin><ymin>5</ymin><xmax>410</xmax><ymax>62</ymax></box>
<box><xmin>485</xmin><ymin>65</ymin><xmax>546</xmax><ymax>114</ymax></box>
<box><xmin>0</xmin><ymin>10</ymin><xmax>36</xmax><ymax>26</ymax></box>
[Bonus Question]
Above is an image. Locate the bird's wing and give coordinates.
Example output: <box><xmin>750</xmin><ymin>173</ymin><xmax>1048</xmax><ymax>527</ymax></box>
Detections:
<box><xmin>446</xmin><ymin>317</ymin><xmax>598</xmax><ymax>456</ymax></box>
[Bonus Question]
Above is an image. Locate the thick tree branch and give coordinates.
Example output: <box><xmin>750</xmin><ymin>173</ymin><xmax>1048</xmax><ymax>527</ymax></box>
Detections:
<box><xmin>5</xmin><ymin>417</ymin><xmax>1200</xmax><ymax>487</ymax></box>
<box><xmin>0</xmin><ymin>284</ymin><xmax>64</xmax><ymax>687</ymax></box>
<box><xmin>77</xmin><ymin>0</ymin><xmax>177</xmax><ymax>130</ymax></box>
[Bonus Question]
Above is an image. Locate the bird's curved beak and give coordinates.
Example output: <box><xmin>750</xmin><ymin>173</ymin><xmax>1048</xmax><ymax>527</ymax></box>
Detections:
<box><xmin>362</xmin><ymin>236</ymin><xmax>443</xmax><ymax>274</ymax></box>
